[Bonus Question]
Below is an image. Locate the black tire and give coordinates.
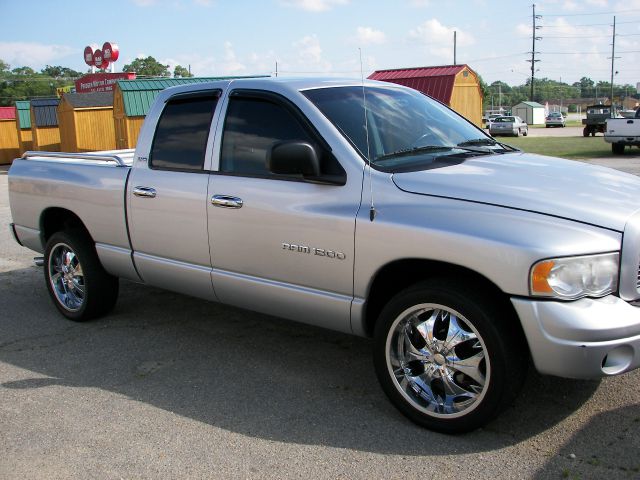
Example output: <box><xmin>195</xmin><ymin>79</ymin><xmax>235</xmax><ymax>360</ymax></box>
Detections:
<box><xmin>612</xmin><ymin>143</ymin><xmax>625</xmax><ymax>155</ymax></box>
<box><xmin>44</xmin><ymin>230</ymin><xmax>119</xmax><ymax>321</ymax></box>
<box><xmin>373</xmin><ymin>279</ymin><xmax>527</xmax><ymax>434</ymax></box>
<box><xmin>583</xmin><ymin>127</ymin><xmax>589</xmax><ymax>137</ymax></box>
<box><xmin>522</xmin><ymin>128</ymin><xmax>528</xmax><ymax>137</ymax></box>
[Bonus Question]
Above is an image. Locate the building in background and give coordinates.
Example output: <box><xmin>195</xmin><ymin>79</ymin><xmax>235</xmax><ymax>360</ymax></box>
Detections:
<box><xmin>0</xmin><ymin>107</ymin><xmax>20</xmax><ymax>164</ymax></box>
<box><xmin>512</xmin><ymin>101</ymin><xmax>545</xmax><ymax>125</ymax></box>
<box><xmin>368</xmin><ymin>65</ymin><xmax>483</xmax><ymax>127</ymax></box>
<box><xmin>30</xmin><ymin>98</ymin><xmax>61</xmax><ymax>151</ymax></box>
<box><xmin>59</xmin><ymin>92</ymin><xmax>116</xmax><ymax>152</ymax></box>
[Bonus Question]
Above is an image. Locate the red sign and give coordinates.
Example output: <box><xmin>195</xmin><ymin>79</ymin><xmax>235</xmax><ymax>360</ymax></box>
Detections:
<box><xmin>103</xmin><ymin>42</ymin><xmax>119</xmax><ymax>63</ymax></box>
<box><xmin>84</xmin><ymin>46</ymin><xmax>95</xmax><ymax>66</ymax></box>
<box><xmin>75</xmin><ymin>72</ymin><xmax>136</xmax><ymax>93</ymax></box>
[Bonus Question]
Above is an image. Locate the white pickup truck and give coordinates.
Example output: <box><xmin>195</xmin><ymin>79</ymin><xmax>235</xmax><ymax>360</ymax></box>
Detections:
<box><xmin>9</xmin><ymin>78</ymin><xmax>640</xmax><ymax>433</ymax></box>
<box><xmin>605</xmin><ymin>108</ymin><xmax>640</xmax><ymax>154</ymax></box>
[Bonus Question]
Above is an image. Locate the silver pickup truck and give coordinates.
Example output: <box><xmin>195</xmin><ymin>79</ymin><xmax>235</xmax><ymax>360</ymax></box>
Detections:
<box><xmin>9</xmin><ymin>78</ymin><xmax>640</xmax><ymax>433</ymax></box>
<box><xmin>605</xmin><ymin>108</ymin><xmax>640</xmax><ymax>154</ymax></box>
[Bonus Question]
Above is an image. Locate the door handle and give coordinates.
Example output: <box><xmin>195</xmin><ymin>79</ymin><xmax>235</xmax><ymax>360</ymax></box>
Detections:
<box><xmin>133</xmin><ymin>186</ymin><xmax>157</xmax><ymax>198</ymax></box>
<box><xmin>211</xmin><ymin>195</ymin><xmax>243</xmax><ymax>209</ymax></box>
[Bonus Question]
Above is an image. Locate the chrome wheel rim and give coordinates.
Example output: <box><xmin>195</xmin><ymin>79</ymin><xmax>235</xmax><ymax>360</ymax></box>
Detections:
<box><xmin>386</xmin><ymin>303</ymin><xmax>490</xmax><ymax>418</ymax></box>
<box><xmin>48</xmin><ymin>242</ymin><xmax>85</xmax><ymax>312</ymax></box>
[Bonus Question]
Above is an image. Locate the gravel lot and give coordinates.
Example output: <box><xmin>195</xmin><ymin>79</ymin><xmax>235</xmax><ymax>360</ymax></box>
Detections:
<box><xmin>1</xmin><ymin>153</ymin><xmax>640</xmax><ymax>479</ymax></box>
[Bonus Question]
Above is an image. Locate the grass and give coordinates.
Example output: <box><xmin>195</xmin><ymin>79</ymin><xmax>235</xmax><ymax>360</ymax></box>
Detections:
<box><xmin>500</xmin><ymin>136</ymin><xmax>613</xmax><ymax>160</ymax></box>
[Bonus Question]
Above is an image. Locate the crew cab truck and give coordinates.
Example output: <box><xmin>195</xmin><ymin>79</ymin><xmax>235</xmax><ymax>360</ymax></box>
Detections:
<box><xmin>605</xmin><ymin>108</ymin><xmax>640</xmax><ymax>154</ymax></box>
<box><xmin>9</xmin><ymin>78</ymin><xmax>640</xmax><ymax>434</ymax></box>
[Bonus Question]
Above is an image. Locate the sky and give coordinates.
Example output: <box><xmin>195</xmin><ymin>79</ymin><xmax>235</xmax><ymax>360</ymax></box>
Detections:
<box><xmin>1</xmin><ymin>0</ymin><xmax>639</xmax><ymax>88</ymax></box>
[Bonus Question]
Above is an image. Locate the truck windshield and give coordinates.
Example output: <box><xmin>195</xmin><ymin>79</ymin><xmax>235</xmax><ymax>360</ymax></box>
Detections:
<box><xmin>303</xmin><ymin>86</ymin><xmax>496</xmax><ymax>171</ymax></box>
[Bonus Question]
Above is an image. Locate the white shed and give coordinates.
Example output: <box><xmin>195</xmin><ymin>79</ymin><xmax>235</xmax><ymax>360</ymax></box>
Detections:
<box><xmin>512</xmin><ymin>101</ymin><xmax>545</xmax><ymax>125</ymax></box>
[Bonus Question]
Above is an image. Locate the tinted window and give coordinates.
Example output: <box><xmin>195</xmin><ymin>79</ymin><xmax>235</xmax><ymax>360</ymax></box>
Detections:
<box><xmin>220</xmin><ymin>96</ymin><xmax>314</xmax><ymax>176</ymax></box>
<box><xmin>150</xmin><ymin>94</ymin><xmax>218</xmax><ymax>170</ymax></box>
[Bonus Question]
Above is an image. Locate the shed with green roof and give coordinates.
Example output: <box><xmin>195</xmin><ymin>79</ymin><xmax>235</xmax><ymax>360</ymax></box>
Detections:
<box><xmin>512</xmin><ymin>101</ymin><xmax>545</xmax><ymax>125</ymax></box>
<box><xmin>113</xmin><ymin>76</ymin><xmax>267</xmax><ymax>149</ymax></box>
<box><xmin>15</xmin><ymin>101</ymin><xmax>33</xmax><ymax>153</ymax></box>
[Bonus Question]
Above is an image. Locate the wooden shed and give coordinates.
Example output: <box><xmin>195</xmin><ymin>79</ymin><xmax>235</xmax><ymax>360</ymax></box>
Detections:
<box><xmin>368</xmin><ymin>65</ymin><xmax>483</xmax><ymax>127</ymax></box>
<box><xmin>0</xmin><ymin>107</ymin><xmax>20</xmax><ymax>164</ymax></box>
<box><xmin>15</xmin><ymin>101</ymin><xmax>33</xmax><ymax>154</ymax></box>
<box><xmin>113</xmin><ymin>76</ymin><xmax>268</xmax><ymax>149</ymax></box>
<box><xmin>30</xmin><ymin>98</ymin><xmax>61</xmax><ymax>151</ymax></box>
<box><xmin>59</xmin><ymin>91</ymin><xmax>116</xmax><ymax>152</ymax></box>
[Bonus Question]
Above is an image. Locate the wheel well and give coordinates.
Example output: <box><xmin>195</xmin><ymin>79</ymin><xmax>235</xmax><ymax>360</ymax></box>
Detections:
<box><xmin>363</xmin><ymin>259</ymin><xmax>522</xmax><ymax>339</ymax></box>
<box><xmin>40</xmin><ymin>208</ymin><xmax>92</xmax><ymax>245</ymax></box>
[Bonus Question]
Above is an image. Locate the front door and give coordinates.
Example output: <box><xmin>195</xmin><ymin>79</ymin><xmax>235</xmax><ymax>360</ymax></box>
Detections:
<box><xmin>206</xmin><ymin>91</ymin><xmax>362</xmax><ymax>333</ymax></box>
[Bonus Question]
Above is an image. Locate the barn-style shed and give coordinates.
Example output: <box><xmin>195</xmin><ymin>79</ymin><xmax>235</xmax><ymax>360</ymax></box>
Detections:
<box><xmin>59</xmin><ymin>91</ymin><xmax>115</xmax><ymax>152</ymax></box>
<box><xmin>113</xmin><ymin>76</ymin><xmax>268</xmax><ymax>149</ymax></box>
<box><xmin>15</xmin><ymin>101</ymin><xmax>33</xmax><ymax>153</ymax></box>
<box><xmin>0</xmin><ymin>107</ymin><xmax>20</xmax><ymax>164</ymax></box>
<box><xmin>30</xmin><ymin>98</ymin><xmax>61</xmax><ymax>151</ymax></box>
<box><xmin>368</xmin><ymin>65</ymin><xmax>483</xmax><ymax>127</ymax></box>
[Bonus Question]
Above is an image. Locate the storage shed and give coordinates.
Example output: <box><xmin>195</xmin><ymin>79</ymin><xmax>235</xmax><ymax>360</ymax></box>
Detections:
<box><xmin>512</xmin><ymin>101</ymin><xmax>545</xmax><ymax>125</ymax></box>
<box><xmin>0</xmin><ymin>107</ymin><xmax>20</xmax><ymax>164</ymax></box>
<box><xmin>15</xmin><ymin>101</ymin><xmax>33</xmax><ymax>153</ymax></box>
<box><xmin>30</xmin><ymin>98</ymin><xmax>61</xmax><ymax>151</ymax></box>
<box><xmin>368</xmin><ymin>65</ymin><xmax>483</xmax><ymax>127</ymax></box>
<box><xmin>113</xmin><ymin>76</ymin><xmax>267</xmax><ymax>149</ymax></box>
<box><xmin>59</xmin><ymin>91</ymin><xmax>116</xmax><ymax>152</ymax></box>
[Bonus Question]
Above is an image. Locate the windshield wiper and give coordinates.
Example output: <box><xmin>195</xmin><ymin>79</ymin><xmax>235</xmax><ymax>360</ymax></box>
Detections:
<box><xmin>457</xmin><ymin>138</ymin><xmax>498</xmax><ymax>147</ymax></box>
<box><xmin>457</xmin><ymin>138</ymin><xmax>519</xmax><ymax>153</ymax></box>
<box><xmin>375</xmin><ymin>145</ymin><xmax>457</xmax><ymax>162</ymax></box>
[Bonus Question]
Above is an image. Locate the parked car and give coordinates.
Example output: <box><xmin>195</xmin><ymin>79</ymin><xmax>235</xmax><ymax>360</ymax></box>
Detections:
<box><xmin>484</xmin><ymin>113</ymin><xmax>502</xmax><ymax>129</ymax></box>
<box><xmin>545</xmin><ymin>112</ymin><xmax>565</xmax><ymax>128</ymax></box>
<box><xmin>489</xmin><ymin>116</ymin><xmax>528</xmax><ymax>136</ymax></box>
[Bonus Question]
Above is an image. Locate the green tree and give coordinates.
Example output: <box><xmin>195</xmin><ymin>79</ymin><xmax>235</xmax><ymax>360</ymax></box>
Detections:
<box><xmin>11</xmin><ymin>66</ymin><xmax>36</xmax><ymax>76</ymax></box>
<box><xmin>40</xmin><ymin>65</ymin><xmax>82</xmax><ymax>78</ymax></box>
<box><xmin>173</xmin><ymin>65</ymin><xmax>193</xmax><ymax>78</ymax></box>
<box><xmin>0</xmin><ymin>59</ymin><xmax>9</xmax><ymax>74</ymax></box>
<box><xmin>123</xmin><ymin>56</ymin><xmax>170</xmax><ymax>77</ymax></box>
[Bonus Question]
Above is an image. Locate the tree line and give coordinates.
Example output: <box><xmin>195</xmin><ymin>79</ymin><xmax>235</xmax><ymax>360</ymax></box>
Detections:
<box><xmin>0</xmin><ymin>56</ymin><xmax>193</xmax><ymax>106</ymax></box>
<box><xmin>481</xmin><ymin>76</ymin><xmax>639</xmax><ymax>112</ymax></box>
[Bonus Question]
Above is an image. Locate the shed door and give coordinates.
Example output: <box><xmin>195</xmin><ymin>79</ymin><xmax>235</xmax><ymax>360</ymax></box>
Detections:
<box><xmin>115</xmin><ymin>117</ymin><xmax>127</xmax><ymax>149</ymax></box>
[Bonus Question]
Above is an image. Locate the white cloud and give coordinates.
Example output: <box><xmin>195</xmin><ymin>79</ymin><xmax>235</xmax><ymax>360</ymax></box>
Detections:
<box><xmin>131</xmin><ymin>0</ymin><xmax>157</xmax><ymax>5</ymax></box>
<box><xmin>408</xmin><ymin>19</ymin><xmax>474</xmax><ymax>63</ymax></box>
<box><xmin>294</xmin><ymin>34</ymin><xmax>332</xmax><ymax>71</ymax></box>
<box><xmin>0</xmin><ymin>42</ymin><xmax>76</xmax><ymax>70</ymax></box>
<box><xmin>193</xmin><ymin>0</ymin><xmax>213</xmax><ymax>5</ymax></box>
<box><xmin>279</xmin><ymin>0</ymin><xmax>348</xmax><ymax>12</ymax></box>
<box><xmin>408</xmin><ymin>0</ymin><xmax>430</xmax><ymax>6</ymax></box>
<box><xmin>354</xmin><ymin>27</ymin><xmax>386</xmax><ymax>46</ymax></box>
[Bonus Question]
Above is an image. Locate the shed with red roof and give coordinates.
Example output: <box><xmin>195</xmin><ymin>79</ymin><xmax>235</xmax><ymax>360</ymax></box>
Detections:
<box><xmin>368</xmin><ymin>64</ymin><xmax>483</xmax><ymax>127</ymax></box>
<box><xmin>0</xmin><ymin>107</ymin><xmax>20</xmax><ymax>164</ymax></box>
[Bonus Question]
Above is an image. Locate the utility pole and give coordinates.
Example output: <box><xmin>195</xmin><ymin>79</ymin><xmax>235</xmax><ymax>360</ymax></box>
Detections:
<box><xmin>609</xmin><ymin>16</ymin><xmax>618</xmax><ymax>115</ymax></box>
<box><xmin>275</xmin><ymin>61</ymin><xmax>278</xmax><ymax>77</ymax></box>
<box><xmin>453</xmin><ymin>31</ymin><xmax>457</xmax><ymax>65</ymax></box>
<box><xmin>526</xmin><ymin>4</ymin><xmax>542</xmax><ymax>101</ymax></box>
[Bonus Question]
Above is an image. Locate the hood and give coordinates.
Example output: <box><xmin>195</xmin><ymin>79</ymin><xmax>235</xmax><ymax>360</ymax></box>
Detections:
<box><xmin>392</xmin><ymin>152</ymin><xmax>640</xmax><ymax>232</ymax></box>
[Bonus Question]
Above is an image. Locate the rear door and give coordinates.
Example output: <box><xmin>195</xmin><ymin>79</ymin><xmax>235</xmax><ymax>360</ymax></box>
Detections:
<box><xmin>205</xmin><ymin>90</ymin><xmax>362</xmax><ymax>333</ymax></box>
<box><xmin>127</xmin><ymin>91</ymin><xmax>221</xmax><ymax>301</ymax></box>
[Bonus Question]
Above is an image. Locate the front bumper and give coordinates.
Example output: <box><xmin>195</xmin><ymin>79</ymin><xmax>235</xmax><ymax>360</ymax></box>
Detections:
<box><xmin>512</xmin><ymin>295</ymin><xmax>640</xmax><ymax>379</ymax></box>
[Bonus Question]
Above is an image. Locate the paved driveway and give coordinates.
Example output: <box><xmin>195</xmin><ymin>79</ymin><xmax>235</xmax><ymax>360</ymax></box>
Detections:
<box><xmin>1</xmin><ymin>163</ymin><xmax>639</xmax><ymax>479</ymax></box>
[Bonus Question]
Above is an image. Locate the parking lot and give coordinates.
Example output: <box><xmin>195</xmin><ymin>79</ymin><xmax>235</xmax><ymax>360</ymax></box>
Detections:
<box><xmin>1</xmin><ymin>148</ymin><xmax>640</xmax><ymax>479</ymax></box>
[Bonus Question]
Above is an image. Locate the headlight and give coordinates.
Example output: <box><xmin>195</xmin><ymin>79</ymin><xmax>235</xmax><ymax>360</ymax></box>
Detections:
<box><xmin>530</xmin><ymin>253</ymin><xmax>619</xmax><ymax>300</ymax></box>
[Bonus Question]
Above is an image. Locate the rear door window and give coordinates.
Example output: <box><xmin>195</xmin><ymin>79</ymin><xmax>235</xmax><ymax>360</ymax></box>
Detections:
<box><xmin>150</xmin><ymin>93</ymin><xmax>219</xmax><ymax>171</ymax></box>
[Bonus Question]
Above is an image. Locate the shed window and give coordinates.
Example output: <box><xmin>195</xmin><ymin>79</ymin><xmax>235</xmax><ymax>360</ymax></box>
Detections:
<box><xmin>150</xmin><ymin>94</ymin><xmax>218</xmax><ymax>171</ymax></box>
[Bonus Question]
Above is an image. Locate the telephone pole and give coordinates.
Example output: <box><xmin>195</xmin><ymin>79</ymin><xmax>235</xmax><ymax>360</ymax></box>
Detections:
<box><xmin>526</xmin><ymin>4</ymin><xmax>542</xmax><ymax>101</ymax></box>
<box><xmin>609</xmin><ymin>16</ymin><xmax>618</xmax><ymax>115</ymax></box>
<box><xmin>453</xmin><ymin>31</ymin><xmax>457</xmax><ymax>65</ymax></box>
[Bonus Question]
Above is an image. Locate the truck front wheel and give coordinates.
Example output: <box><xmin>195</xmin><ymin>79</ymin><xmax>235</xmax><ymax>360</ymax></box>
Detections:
<box><xmin>44</xmin><ymin>230</ymin><xmax>119</xmax><ymax>321</ymax></box>
<box><xmin>373</xmin><ymin>279</ymin><xmax>526</xmax><ymax>433</ymax></box>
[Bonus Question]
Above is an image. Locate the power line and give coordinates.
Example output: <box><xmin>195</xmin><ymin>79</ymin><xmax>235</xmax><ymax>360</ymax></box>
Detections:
<box><xmin>540</xmin><ymin>8</ymin><xmax>640</xmax><ymax>16</ymax></box>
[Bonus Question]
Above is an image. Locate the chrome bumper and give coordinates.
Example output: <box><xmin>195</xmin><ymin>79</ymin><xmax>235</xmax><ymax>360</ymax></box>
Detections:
<box><xmin>512</xmin><ymin>295</ymin><xmax>640</xmax><ymax>379</ymax></box>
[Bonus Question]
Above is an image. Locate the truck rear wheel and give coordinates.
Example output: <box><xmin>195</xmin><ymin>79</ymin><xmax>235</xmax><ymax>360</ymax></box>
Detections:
<box><xmin>44</xmin><ymin>230</ymin><xmax>119</xmax><ymax>321</ymax></box>
<box><xmin>373</xmin><ymin>279</ymin><xmax>526</xmax><ymax>433</ymax></box>
<box><xmin>583</xmin><ymin>127</ymin><xmax>589</xmax><ymax>137</ymax></box>
<box><xmin>612</xmin><ymin>143</ymin><xmax>625</xmax><ymax>155</ymax></box>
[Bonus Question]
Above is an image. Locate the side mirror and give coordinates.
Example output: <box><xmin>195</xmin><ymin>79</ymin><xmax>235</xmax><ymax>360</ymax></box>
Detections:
<box><xmin>267</xmin><ymin>141</ymin><xmax>321</xmax><ymax>177</ymax></box>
